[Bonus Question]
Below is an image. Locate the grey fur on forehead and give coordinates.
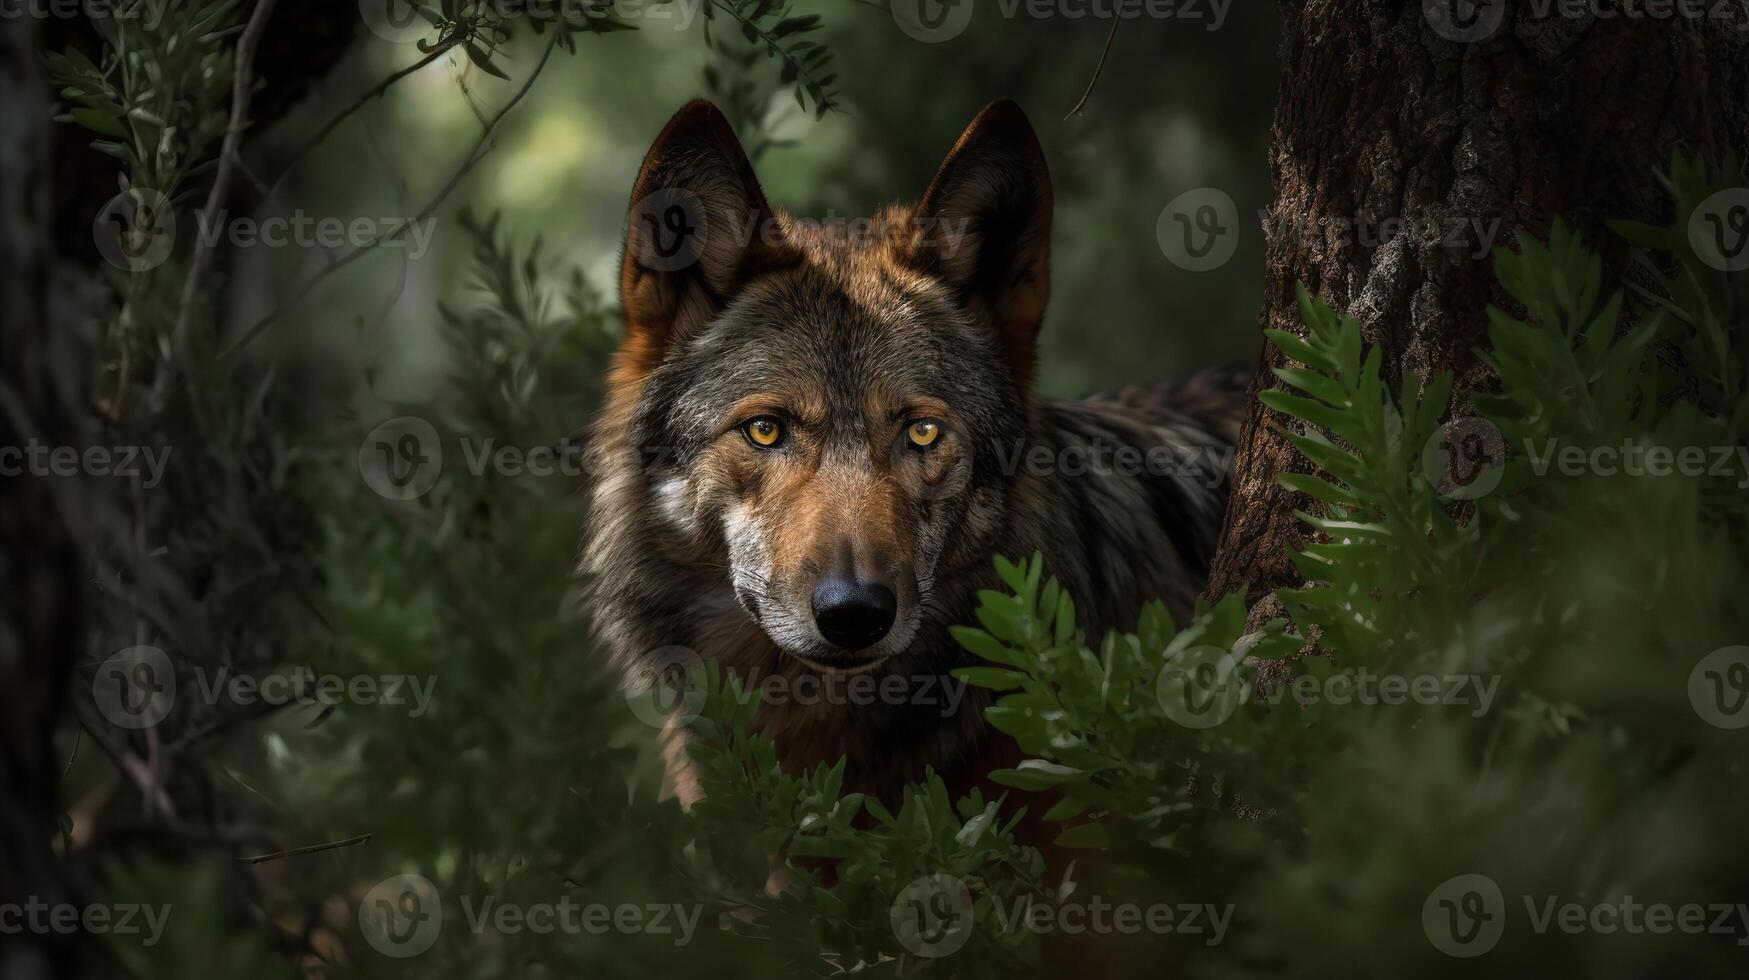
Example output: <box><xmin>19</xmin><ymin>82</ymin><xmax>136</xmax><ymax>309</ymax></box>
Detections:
<box><xmin>631</xmin><ymin>258</ymin><xmax>1027</xmax><ymax>458</ymax></box>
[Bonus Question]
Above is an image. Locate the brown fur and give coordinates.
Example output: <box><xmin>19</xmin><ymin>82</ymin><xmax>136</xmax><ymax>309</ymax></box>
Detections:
<box><xmin>584</xmin><ymin>100</ymin><xmax>1246</xmax><ymax>815</ymax></box>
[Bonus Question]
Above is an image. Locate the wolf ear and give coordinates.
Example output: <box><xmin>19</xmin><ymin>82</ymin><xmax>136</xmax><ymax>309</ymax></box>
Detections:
<box><xmin>617</xmin><ymin>100</ymin><xmax>798</xmax><ymax>374</ymax></box>
<box><xmin>904</xmin><ymin>99</ymin><xmax>1053</xmax><ymax>389</ymax></box>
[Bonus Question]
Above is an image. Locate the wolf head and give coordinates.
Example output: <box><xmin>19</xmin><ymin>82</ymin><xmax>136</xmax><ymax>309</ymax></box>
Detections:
<box><xmin>603</xmin><ymin>99</ymin><xmax>1051</xmax><ymax>672</ymax></box>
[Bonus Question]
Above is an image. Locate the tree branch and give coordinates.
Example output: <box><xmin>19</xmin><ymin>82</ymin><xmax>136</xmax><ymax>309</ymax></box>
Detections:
<box><xmin>157</xmin><ymin>0</ymin><xmax>281</xmax><ymax>408</ymax></box>
<box><xmin>264</xmin><ymin>34</ymin><xmax>464</xmax><ymax>203</ymax></box>
<box><xmin>1065</xmin><ymin>15</ymin><xmax>1120</xmax><ymax>119</ymax></box>
<box><xmin>225</xmin><ymin>27</ymin><xmax>563</xmax><ymax>357</ymax></box>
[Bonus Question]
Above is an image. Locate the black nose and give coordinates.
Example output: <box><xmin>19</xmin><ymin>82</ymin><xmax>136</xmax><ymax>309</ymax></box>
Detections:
<box><xmin>811</xmin><ymin>579</ymin><xmax>897</xmax><ymax>651</ymax></box>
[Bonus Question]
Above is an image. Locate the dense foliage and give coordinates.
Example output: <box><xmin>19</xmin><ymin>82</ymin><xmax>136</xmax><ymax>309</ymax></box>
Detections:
<box><xmin>44</xmin><ymin>3</ymin><xmax>1749</xmax><ymax>978</ymax></box>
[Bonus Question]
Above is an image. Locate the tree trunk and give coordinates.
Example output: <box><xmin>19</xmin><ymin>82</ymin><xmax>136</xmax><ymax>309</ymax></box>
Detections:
<box><xmin>0</xmin><ymin>13</ymin><xmax>83</xmax><ymax>979</ymax></box>
<box><xmin>1205</xmin><ymin>0</ymin><xmax>1749</xmax><ymax>611</ymax></box>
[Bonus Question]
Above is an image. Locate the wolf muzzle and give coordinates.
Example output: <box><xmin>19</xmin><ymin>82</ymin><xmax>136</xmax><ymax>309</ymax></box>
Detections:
<box><xmin>810</xmin><ymin>577</ymin><xmax>898</xmax><ymax>651</ymax></box>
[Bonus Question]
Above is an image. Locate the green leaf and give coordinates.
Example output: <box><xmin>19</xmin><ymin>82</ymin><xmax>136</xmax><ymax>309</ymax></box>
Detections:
<box><xmin>992</xmin><ymin>760</ymin><xmax>1089</xmax><ymax>790</ymax></box>
<box><xmin>1260</xmin><ymin>390</ymin><xmax>1350</xmax><ymax>433</ymax></box>
<box><xmin>1277</xmin><ymin>472</ymin><xmax>1358</xmax><ymax>508</ymax></box>
<box><xmin>1264</xmin><ymin>328</ymin><xmax>1341</xmax><ymax>373</ymax></box>
<box><xmin>68</xmin><ymin>107</ymin><xmax>127</xmax><ymax>137</ymax></box>
<box><xmin>951</xmin><ymin>667</ymin><xmax>1030</xmax><ymax>691</ymax></box>
<box><xmin>466</xmin><ymin>41</ymin><xmax>511</xmax><ymax>79</ymax></box>
<box><xmin>1043</xmin><ymin>795</ymin><xmax>1093</xmax><ymax>822</ymax></box>
<box><xmin>954</xmin><ymin>803</ymin><xmax>998</xmax><ymax>847</ymax></box>
<box><xmin>1054</xmin><ymin>821</ymin><xmax>1111</xmax><ymax>849</ymax></box>
<box><xmin>950</xmin><ymin>626</ymin><xmax>1013</xmax><ymax>665</ymax></box>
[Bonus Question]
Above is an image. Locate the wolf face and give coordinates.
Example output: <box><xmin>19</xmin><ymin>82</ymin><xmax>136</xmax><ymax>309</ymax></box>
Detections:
<box><xmin>604</xmin><ymin>99</ymin><xmax>1052</xmax><ymax>672</ymax></box>
<box><xmin>587</xmin><ymin>99</ymin><xmax>1241</xmax><ymax>807</ymax></box>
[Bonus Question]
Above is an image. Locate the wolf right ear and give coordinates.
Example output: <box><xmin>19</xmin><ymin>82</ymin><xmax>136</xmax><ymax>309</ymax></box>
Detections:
<box><xmin>903</xmin><ymin>99</ymin><xmax>1053</xmax><ymax>390</ymax></box>
<box><xmin>617</xmin><ymin>101</ymin><xmax>798</xmax><ymax>375</ymax></box>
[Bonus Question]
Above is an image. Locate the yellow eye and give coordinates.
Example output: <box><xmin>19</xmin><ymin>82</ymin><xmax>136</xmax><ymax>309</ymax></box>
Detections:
<box><xmin>743</xmin><ymin>417</ymin><xmax>785</xmax><ymax>448</ymax></box>
<box><xmin>906</xmin><ymin>420</ymin><xmax>941</xmax><ymax>448</ymax></box>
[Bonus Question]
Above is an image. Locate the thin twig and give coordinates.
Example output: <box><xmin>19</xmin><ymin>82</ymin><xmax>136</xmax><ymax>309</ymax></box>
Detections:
<box><xmin>71</xmin><ymin>708</ymin><xmax>175</xmax><ymax>818</ymax></box>
<box><xmin>239</xmin><ymin>833</ymin><xmax>373</xmax><ymax>864</ymax></box>
<box><xmin>224</xmin><ymin>27</ymin><xmax>563</xmax><ymax>358</ymax></box>
<box><xmin>156</xmin><ymin>0</ymin><xmax>280</xmax><ymax>407</ymax></box>
<box><xmin>1065</xmin><ymin>15</ymin><xmax>1121</xmax><ymax>119</ymax></box>
<box><xmin>166</xmin><ymin>694</ymin><xmax>301</xmax><ymax>754</ymax></box>
<box><xmin>264</xmin><ymin>35</ymin><xmax>463</xmax><ymax>204</ymax></box>
<box><xmin>63</xmin><ymin>727</ymin><xmax>80</xmax><ymax>778</ymax></box>
<box><xmin>709</xmin><ymin>0</ymin><xmax>834</xmax><ymax>108</ymax></box>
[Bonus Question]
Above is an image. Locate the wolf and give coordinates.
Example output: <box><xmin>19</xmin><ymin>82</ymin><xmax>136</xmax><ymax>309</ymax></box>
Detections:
<box><xmin>584</xmin><ymin>99</ymin><xmax>1246</xmax><ymax>812</ymax></box>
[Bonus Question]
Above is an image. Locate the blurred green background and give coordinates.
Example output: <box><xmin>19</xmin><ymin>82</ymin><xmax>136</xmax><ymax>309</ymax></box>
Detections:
<box><xmin>238</xmin><ymin>0</ymin><xmax>1280</xmax><ymax>410</ymax></box>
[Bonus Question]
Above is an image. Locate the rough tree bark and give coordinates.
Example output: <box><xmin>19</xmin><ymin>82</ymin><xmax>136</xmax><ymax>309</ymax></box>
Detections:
<box><xmin>1205</xmin><ymin>0</ymin><xmax>1749</xmax><ymax>612</ymax></box>
<box><xmin>0</xmin><ymin>14</ymin><xmax>84</xmax><ymax>980</ymax></box>
<box><xmin>0</xmin><ymin>9</ymin><xmax>359</xmax><ymax>975</ymax></box>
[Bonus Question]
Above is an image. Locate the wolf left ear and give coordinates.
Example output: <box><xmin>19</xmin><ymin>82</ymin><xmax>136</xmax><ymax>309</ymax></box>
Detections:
<box><xmin>617</xmin><ymin>100</ymin><xmax>799</xmax><ymax>376</ymax></box>
<box><xmin>904</xmin><ymin>99</ymin><xmax>1053</xmax><ymax>389</ymax></box>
